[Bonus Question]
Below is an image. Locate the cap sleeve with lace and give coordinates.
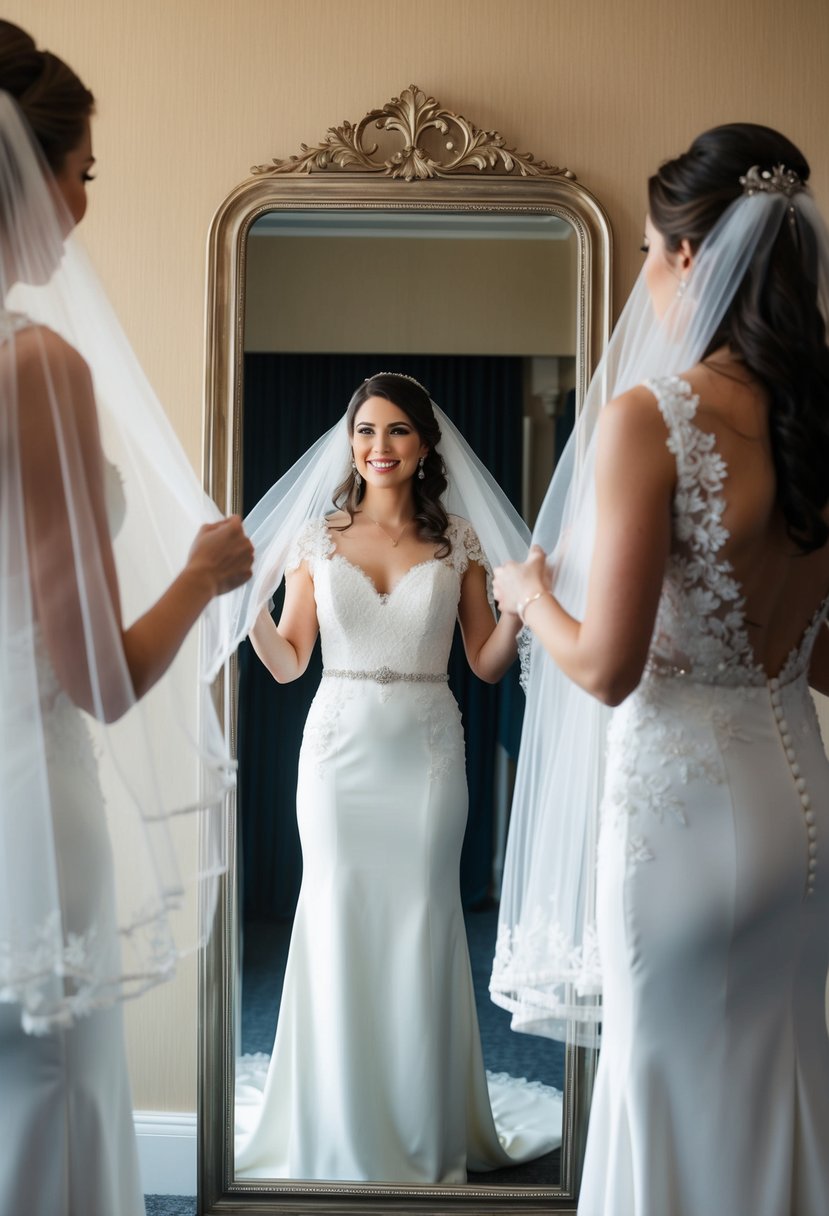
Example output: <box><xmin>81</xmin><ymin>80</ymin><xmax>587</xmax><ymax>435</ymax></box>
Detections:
<box><xmin>446</xmin><ymin>515</ymin><xmax>491</xmax><ymax>580</ymax></box>
<box><xmin>285</xmin><ymin>517</ymin><xmax>335</xmax><ymax>576</ymax></box>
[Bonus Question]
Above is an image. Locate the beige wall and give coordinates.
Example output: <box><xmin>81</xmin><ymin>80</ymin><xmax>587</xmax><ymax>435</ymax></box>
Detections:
<box><xmin>245</xmin><ymin>234</ymin><xmax>576</xmax><ymax>355</ymax></box>
<box><xmin>11</xmin><ymin>0</ymin><xmax>829</xmax><ymax>1112</ymax></box>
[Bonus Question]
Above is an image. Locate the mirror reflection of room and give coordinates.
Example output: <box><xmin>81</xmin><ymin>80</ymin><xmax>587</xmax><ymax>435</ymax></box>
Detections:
<box><xmin>233</xmin><ymin>211</ymin><xmax>577</xmax><ymax>1185</ymax></box>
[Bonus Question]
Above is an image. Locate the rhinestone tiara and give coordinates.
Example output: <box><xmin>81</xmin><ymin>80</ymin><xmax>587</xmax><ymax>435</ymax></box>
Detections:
<box><xmin>364</xmin><ymin>371</ymin><xmax>430</xmax><ymax>396</ymax></box>
<box><xmin>739</xmin><ymin>163</ymin><xmax>804</xmax><ymax>199</ymax></box>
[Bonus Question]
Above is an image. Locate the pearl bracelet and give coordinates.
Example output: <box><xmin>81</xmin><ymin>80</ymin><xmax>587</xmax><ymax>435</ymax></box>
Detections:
<box><xmin>517</xmin><ymin>590</ymin><xmax>548</xmax><ymax>626</ymax></box>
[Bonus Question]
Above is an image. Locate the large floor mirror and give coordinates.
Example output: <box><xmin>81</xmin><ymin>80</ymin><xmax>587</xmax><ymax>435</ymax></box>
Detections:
<box><xmin>201</xmin><ymin>86</ymin><xmax>611</xmax><ymax>1214</ymax></box>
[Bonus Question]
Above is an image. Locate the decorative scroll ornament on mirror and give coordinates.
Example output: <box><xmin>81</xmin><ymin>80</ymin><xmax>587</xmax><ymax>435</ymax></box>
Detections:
<box><xmin>201</xmin><ymin>82</ymin><xmax>612</xmax><ymax>1216</ymax></box>
<box><xmin>250</xmin><ymin>83</ymin><xmax>576</xmax><ymax>181</ymax></box>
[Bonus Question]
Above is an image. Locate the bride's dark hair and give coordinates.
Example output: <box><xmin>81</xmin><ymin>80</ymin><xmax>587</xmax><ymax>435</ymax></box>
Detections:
<box><xmin>0</xmin><ymin>21</ymin><xmax>95</xmax><ymax>170</ymax></box>
<box><xmin>648</xmin><ymin>122</ymin><xmax>829</xmax><ymax>553</ymax></box>
<box><xmin>332</xmin><ymin>373</ymin><xmax>451</xmax><ymax>557</ymax></box>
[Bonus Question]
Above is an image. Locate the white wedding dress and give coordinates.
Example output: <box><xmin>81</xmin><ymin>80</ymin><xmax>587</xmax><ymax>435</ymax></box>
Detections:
<box><xmin>0</xmin><ymin>461</ymin><xmax>145</xmax><ymax>1216</ymax></box>
<box><xmin>235</xmin><ymin>515</ymin><xmax>561</xmax><ymax>1183</ymax></box>
<box><xmin>579</xmin><ymin>378</ymin><xmax>829</xmax><ymax>1216</ymax></box>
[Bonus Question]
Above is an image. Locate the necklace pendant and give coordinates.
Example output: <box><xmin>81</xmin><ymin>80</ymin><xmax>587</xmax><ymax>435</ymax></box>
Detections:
<box><xmin>392</xmin><ymin>540</ymin><xmax>398</xmax><ymax>547</ymax></box>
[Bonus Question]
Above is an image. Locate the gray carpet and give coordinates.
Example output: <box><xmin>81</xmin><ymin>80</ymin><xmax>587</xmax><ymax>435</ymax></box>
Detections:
<box><xmin>145</xmin><ymin>1199</ymin><xmax>195</xmax><ymax>1215</ymax></box>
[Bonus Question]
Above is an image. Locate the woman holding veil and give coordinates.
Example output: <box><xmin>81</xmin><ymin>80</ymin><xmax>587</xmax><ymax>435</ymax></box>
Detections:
<box><xmin>213</xmin><ymin>371</ymin><xmax>563</xmax><ymax>1182</ymax></box>
<box><xmin>0</xmin><ymin>22</ymin><xmax>253</xmax><ymax>1216</ymax></box>
<box><xmin>491</xmin><ymin>123</ymin><xmax>829</xmax><ymax>1215</ymax></box>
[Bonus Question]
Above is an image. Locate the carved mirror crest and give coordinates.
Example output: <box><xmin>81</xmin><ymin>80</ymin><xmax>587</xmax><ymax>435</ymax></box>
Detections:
<box><xmin>201</xmin><ymin>85</ymin><xmax>611</xmax><ymax>1215</ymax></box>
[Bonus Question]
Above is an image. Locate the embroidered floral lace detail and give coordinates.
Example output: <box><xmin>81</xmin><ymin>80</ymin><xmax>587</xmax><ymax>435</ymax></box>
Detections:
<box><xmin>601</xmin><ymin>676</ymin><xmax>752</xmax><ymax>862</ymax></box>
<box><xmin>446</xmin><ymin>517</ymin><xmax>488</xmax><ymax>578</ymax></box>
<box><xmin>301</xmin><ymin>678</ymin><xmax>355</xmax><ymax>772</ymax></box>
<box><xmin>490</xmin><ymin>909</ymin><xmax>603</xmax><ymax>1030</ymax></box>
<box><xmin>285</xmin><ymin>517</ymin><xmax>336</xmax><ymax>575</ymax></box>
<box><xmin>413</xmin><ymin>683</ymin><xmax>465</xmax><ymax>780</ymax></box>
<box><xmin>0</xmin><ymin>904</ymin><xmax>178</xmax><ymax>1035</ymax></box>
<box><xmin>645</xmin><ymin>376</ymin><xmax>766</xmax><ymax>688</ymax></box>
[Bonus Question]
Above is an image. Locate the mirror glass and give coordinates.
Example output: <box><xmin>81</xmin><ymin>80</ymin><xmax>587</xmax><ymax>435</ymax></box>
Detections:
<box><xmin>232</xmin><ymin>208</ymin><xmax>577</xmax><ymax>1188</ymax></box>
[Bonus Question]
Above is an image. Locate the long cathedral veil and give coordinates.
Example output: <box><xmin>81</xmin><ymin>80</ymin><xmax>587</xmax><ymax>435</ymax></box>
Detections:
<box><xmin>490</xmin><ymin>177</ymin><xmax>829</xmax><ymax>1045</ymax></box>
<box><xmin>0</xmin><ymin>93</ymin><xmax>232</xmax><ymax>1032</ymax></box>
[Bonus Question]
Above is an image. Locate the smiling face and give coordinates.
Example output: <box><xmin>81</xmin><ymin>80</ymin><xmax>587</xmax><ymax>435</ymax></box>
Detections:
<box><xmin>351</xmin><ymin>395</ymin><xmax>429</xmax><ymax>489</ymax></box>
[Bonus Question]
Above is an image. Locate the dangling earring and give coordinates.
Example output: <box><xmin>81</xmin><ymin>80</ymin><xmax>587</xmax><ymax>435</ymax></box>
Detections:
<box><xmin>418</xmin><ymin>456</ymin><xmax>426</xmax><ymax>481</ymax></box>
<box><xmin>676</xmin><ymin>278</ymin><xmax>687</xmax><ymax>298</ymax></box>
<box><xmin>352</xmin><ymin>458</ymin><xmax>362</xmax><ymax>488</ymax></box>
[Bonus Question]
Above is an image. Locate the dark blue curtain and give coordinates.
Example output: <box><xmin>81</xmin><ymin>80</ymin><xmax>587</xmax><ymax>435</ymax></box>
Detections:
<box><xmin>238</xmin><ymin>353</ymin><xmax>525</xmax><ymax>921</ymax></box>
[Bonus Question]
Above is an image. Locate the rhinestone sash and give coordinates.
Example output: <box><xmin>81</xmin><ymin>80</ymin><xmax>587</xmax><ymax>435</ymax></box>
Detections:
<box><xmin>322</xmin><ymin>666</ymin><xmax>448</xmax><ymax>686</ymax></box>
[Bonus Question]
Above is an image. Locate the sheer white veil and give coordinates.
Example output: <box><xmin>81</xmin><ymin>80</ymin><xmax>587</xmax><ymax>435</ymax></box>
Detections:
<box><xmin>204</xmin><ymin>383</ymin><xmax>531</xmax><ymax>677</ymax></box>
<box><xmin>0</xmin><ymin>92</ymin><xmax>231</xmax><ymax>1033</ymax></box>
<box><xmin>490</xmin><ymin>173</ymin><xmax>829</xmax><ymax>1046</ymax></box>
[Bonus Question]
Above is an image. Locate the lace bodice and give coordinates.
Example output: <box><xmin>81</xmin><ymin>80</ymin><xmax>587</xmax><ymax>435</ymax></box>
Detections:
<box><xmin>287</xmin><ymin>515</ymin><xmax>488</xmax><ymax>675</ymax></box>
<box><xmin>646</xmin><ymin>376</ymin><xmax>828</xmax><ymax>688</ymax></box>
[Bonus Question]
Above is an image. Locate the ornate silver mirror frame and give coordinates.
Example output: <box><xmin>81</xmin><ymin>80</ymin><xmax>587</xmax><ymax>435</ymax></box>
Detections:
<box><xmin>200</xmin><ymin>85</ymin><xmax>612</xmax><ymax>1215</ymax></box>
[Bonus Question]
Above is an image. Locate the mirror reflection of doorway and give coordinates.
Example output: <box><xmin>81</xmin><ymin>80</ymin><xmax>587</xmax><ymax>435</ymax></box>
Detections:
<box><xmin>235</xmin><ymin>210</ymin><xmax>578</xmax><ymax>1186</ymax></box>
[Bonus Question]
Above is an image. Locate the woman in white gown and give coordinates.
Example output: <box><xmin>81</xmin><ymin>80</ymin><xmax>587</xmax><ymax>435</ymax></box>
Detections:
<box><xmin>494</xmin><ymin>124</ymin><xmax>829</xmax><ymax>1215</ymax></box>
<box><xmin>0</xmin><ymin>22</ymin><xmax>253</xmax><ymax>1216</ymax></box>
<box><xmin>233</xmin><ymin>373</ymin><xmax>561</xmax><ymax>1182</ymax></box>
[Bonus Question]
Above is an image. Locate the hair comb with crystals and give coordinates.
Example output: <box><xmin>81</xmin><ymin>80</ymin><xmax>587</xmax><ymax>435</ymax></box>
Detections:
<box><xmin>739</xmin><ymin>163</ymin><xmax>804</xmax><ymax>198</ymax></box>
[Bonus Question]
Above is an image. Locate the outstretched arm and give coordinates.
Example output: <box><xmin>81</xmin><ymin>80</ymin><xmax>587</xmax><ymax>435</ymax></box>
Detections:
<box><xmin>457</xmin><ymin>558</ymin><xmax>522</xmax><ymax>684</ymax></box>
<box><xmin>494</xmin><ymin>388</ymin><xmax>675</xmax><ymax>706</ymax></box>
<box><xmin>249</xmin><ymin>563</ymin><xmax>320</xmax><ymax>683</ymax></box>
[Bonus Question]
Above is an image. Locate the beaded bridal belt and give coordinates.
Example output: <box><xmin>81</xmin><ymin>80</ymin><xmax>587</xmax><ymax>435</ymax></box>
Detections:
<box><xmin>322</xmin><ymin>666</ymin><xmax>448</xmax><ymax>686</ymax></box>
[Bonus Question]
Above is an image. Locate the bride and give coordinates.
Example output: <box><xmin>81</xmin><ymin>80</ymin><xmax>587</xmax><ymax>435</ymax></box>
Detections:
<box><xmin>492</xmin><ymin>123</ymin><xmax>829</xmax><ymax>1215</ymax></box>
<box><xmin>0</xmin><ymin>20</ymin><xmax>253</xmax><ymax>1216</ymax></box>
<box><xmin>228</xmin><ymin>371</ymin><xmax>562</xmax><ymax>1183</ymax></box>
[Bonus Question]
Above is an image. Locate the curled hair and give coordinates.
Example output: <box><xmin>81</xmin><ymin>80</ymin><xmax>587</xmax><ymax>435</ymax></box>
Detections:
<box><xmin>332</xmin><ymin>373</ymin><xmax>451</xmax><ymax>557</ymax></box>
<box><xmin>648</xmin><ymin>123</ymin><xmax>829</xmax><ymax>553</ymax></box>
<box><xmin>0</xmin><ymin>21</ymin><xmax>95</xmax><ymax>170</ymax></box>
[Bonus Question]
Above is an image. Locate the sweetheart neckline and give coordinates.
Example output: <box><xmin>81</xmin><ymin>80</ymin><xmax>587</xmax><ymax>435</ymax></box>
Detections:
<box><xmin>326</xmin><ymin>552</ymin><xmax>449</xmax><ymax>601</ymax></box>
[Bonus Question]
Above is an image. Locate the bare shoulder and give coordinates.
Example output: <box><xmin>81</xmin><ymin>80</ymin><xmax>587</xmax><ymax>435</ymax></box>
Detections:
<box><xmin>16</xmin><ymin>324</ymin><xmax>89</xmax><ymax>377</ymax></box>
<box><xmin>15</xmin><ymin>325</ymin><xmax>94</xmax><ymax>420</ymax></box>
<box><xmin>597</xmin><ymin>385</ymin><xmax>676</xmax><ymax>483</ymax></box>
<box><xmin>601</xmin><ymin>383</ymin><xmax>667</xmax><ymax>434</ymax></box>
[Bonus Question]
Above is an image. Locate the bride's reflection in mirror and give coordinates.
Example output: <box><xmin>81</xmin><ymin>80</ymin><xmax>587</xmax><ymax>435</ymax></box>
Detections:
<box><xmin>232</xmin><ymin>212</ymin><xmax>578</xmax><ymax>1186</ymax></box>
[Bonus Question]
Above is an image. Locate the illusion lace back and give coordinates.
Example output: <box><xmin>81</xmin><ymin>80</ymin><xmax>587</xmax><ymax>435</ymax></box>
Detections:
<box><xmin>646</xmin><ymin>375</ymin><xmax>828</xmax><ymax>688</ymax></box>
<box><xmin>579</xmin><ymin>376</ymin><xmax>829</xmax><ymax>1216</ymax></box>
<box><xmin>234</xmin><ymin>515</ymin><xmax>562</xmax><ymax>1183</ymax></box>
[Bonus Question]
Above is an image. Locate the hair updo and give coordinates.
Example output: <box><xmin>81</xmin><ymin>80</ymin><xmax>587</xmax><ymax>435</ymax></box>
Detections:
<box><xmin>332</xmin><ymin>373</ymin><xmax>451</xmax><ymax>555</ymax></box>
<box><xmin>0</xmin><ymin>21</ymin><xmax>95</xmax><ymax>170</ymax></box>
<box><xmin>648</xmin><ymin>122</ymin><xmax>829</xmax><ymax>553</ymax></box>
